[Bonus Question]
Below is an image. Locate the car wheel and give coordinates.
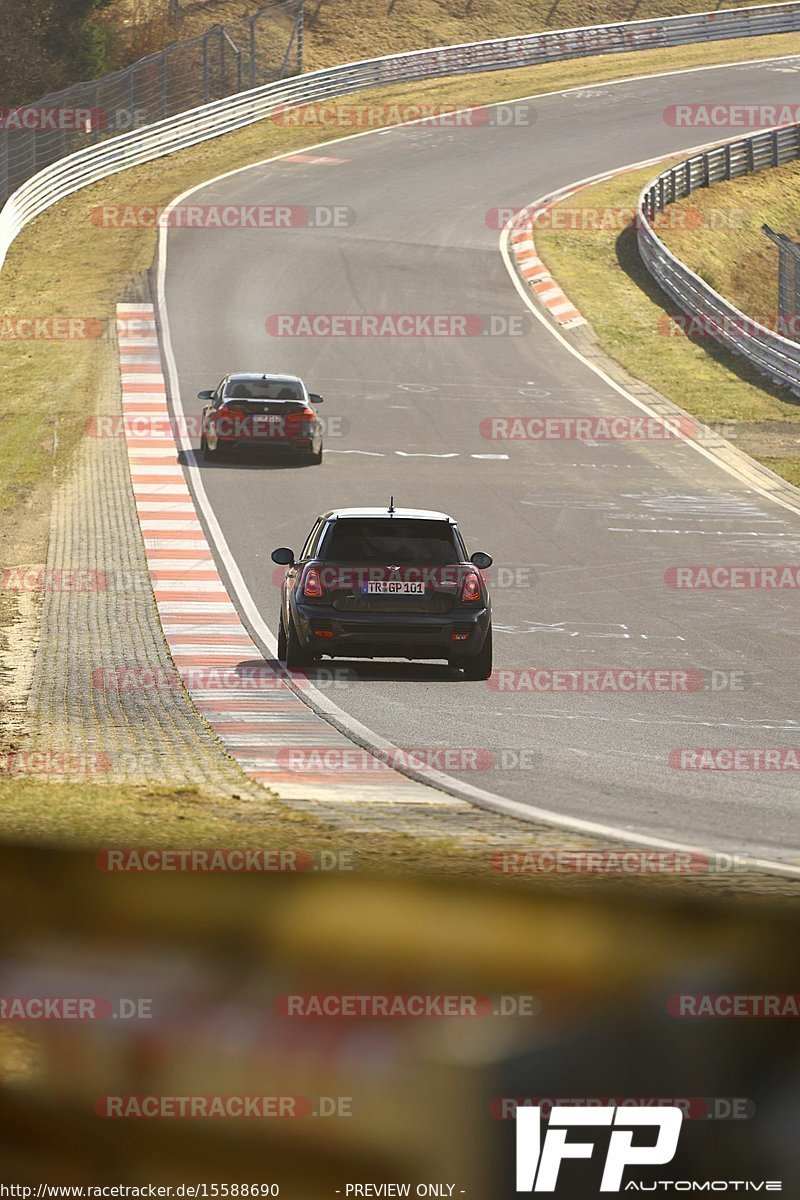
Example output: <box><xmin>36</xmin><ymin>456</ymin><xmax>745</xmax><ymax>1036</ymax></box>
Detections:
<box><xmin>277</xmin><ymin>611</ymin><xmax>287</xmax><ymax>662</ymax></box>
<box><xmin>203</xmin><ymin>435</ymin><xmax>224</xmax><ymax>461</ymax></box>
<box><xmin>308</xmin><ymin>445</ymin><xmax>323</xmax><ymax>465</ymax></box>
<box><xmin>285</xmin><ymin>614</ymin><xmax>314</xmax><ymax>670</ymax></box>
<box><xmin>457</xmin><ymin>627</ymin><xmax>492</xmax><ymax>681</ymax></box>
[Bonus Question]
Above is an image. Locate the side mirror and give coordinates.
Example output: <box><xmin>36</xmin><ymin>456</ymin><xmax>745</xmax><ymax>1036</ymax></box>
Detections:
<box><xmin>470</xmin><ymin>551</ymin><xmax>493</xmax><ymax>570</ymax></box>
<box><xmin>271</xmin><ymin>547</ymin><xmax>295</xmax><ymax>566</ymax></box>
<box><xmin>197</xmin><ymin>390</ymin><xmax>214</xmax><ymax>400</ymax></box>
<box><xmin>309</xmin><ymin>393</ymin><xmax>324</xmax><ymax>405</ymax></box>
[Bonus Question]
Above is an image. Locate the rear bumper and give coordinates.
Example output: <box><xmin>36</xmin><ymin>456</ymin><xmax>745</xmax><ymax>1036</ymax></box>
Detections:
<box><xmin>291</xmin><ymin>601</ymin><xmax>491</xmax><ymax>660</ymax></box>
<box><xmin>216</xmin><ymin>437</ymin><xmax>315</xmax><ymax>453</ymax></box>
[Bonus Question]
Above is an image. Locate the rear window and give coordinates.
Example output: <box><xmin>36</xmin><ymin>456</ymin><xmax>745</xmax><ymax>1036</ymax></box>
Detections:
<box><xmin>224</xmin><ymin>379</ymin><xmax>304</xmax><ymax>402</ymax></box>
<box><xmin>323</xmin><ymin>519</ymin><xmax>460</xmax><ymax>565</ymax></box>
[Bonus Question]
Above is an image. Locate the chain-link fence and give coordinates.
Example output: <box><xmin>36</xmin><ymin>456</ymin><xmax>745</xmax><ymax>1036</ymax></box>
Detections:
<box><xmin>0</xmin><ymin>0</ymin><xmax>302</xmax><ymax>204</ymax></box>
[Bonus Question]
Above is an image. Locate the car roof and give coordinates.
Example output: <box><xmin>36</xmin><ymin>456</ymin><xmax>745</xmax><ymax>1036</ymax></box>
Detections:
<box><xmin>319</xmin><ymin>507</ymin><xmax>457</xmax><ymax>523</ymax></box>
<box><xmin>225</xmin><ymin>373</ymin><xmax>303</xmax><ymax>385</ymax></box>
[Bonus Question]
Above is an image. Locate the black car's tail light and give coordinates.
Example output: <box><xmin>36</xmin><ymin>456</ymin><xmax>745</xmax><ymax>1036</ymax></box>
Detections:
<box><xmin>301</xmin><ymin>566</ymin><xmax>324</xmax><ymax>600</ymax></box>
<box><xmin>460</xmin><ymin>572</ymin><xmax>482</xmax><ymax>603</ymax></box>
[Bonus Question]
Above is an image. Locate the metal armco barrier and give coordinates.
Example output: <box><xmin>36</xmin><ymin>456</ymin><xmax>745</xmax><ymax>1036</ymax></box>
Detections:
<box><xmin>3</xmin><ymin>2</ymin><xmax>800</xmax><ymax>273</ymax></box>
<box><xmin>638</xmin><ymin>124</ymin><xmax>800</xmax><ymax>393</ymax></box>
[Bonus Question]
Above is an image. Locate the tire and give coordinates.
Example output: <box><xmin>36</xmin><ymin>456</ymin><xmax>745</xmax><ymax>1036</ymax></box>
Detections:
<box><xmin>277</xmin><ymin>611</ymin><xmax>287</xmax><ymax>662</ymax></box>
<box><xmin>308</xmin><ymin>444</ymin><xmax>323</xmax><ymax>465</ymax></box>
<box><xmin>285</xmin><ymin>613</ymin><xmax>314</xmax><ymax>670</ymax></box>
<box><xmin>203</xmin><ymin>434</ymin><xmax>224</xmax><ymax>461</ymax></box>
<box><xmin>458</xmin><ymin>627</ymin><xmax>492</xmax><ymax>681</ymax></box>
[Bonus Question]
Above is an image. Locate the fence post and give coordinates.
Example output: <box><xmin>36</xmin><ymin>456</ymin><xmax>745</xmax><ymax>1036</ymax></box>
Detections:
<box><xmin>203</xmin><ymin>32</ymin><xmax>210</xmax><ymax>103</ymax></box>
<box><xmin>0</xmin><ymin>133</ymin><xmax>7</xmax><ymax>205</ymax></box>
<box><xmin>296</xmin><ymin>0</ymin><xmax>304</xmax><ymax>75</ymax></box>
<box><xmin>763</xmin><ymin>224</ymin><xmax>800</xmax><ymax>341</ymax></box>
<box><xmin>250</xmin><ymin>15</ymin><xmax>257</xmax><ymax>87</ymax></box>
<box><xmin>161</xmin><ymin>50</ymin><xmax>168</xmax><ymax>119</ymax></box>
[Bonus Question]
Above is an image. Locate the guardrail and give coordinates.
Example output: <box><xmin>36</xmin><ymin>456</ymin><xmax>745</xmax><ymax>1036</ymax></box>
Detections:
<box><xmin>638</xmin><ymin>126</ymin><xmax>800</xmax><ymax>393</ymax></box>
<box><xmin>3</xmin><ymin>1</ymin><xmax>800</xmax><ymax>273</ymax></box>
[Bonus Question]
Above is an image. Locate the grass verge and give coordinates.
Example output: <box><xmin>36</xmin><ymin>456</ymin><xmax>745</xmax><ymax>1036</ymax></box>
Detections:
<box><xmin>657</xmin><ymin>157</ymin><xmax>800</xmax><ymax>318</ymax></box>
<box><xmin>0</xmin><ymin>779</ymin><xmax>502</xmax><ymax>874</ymax></box>
<box><xmin>534</xmin><ymin>157</ymin><xmax>800</xmax><ymax>467</ymax></box>
<box><xmin>112</xmin><ymin>0</ymin><xmax>800</xmax><ymax>72</ymax></box>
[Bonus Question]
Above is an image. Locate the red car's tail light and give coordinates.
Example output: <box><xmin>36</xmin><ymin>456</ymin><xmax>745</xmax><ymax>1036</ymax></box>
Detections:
<box><xmin>460</xmin><ymin>572</ymin><xmax>482</xmax><ymax>603</ymax></box>
<box><xmin>302</xmin><ymin>566</ymin><xmax>324</xmax><ymax>599</ymax></box>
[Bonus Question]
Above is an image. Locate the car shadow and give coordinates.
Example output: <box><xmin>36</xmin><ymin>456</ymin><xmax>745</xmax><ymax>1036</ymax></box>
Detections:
<box><xmin>231</xmin><ymin>657</ymin><xmax>464</xmax><ymax>685</ymax></box>
<box><xmin>177</xmin><ymin>448</ymin><xmax>318</xmax><ymax>470</ymax></box>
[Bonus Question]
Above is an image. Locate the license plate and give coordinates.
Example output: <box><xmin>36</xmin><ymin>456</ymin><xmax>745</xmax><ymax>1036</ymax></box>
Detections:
<box><xmin>253</xmin><ymin>415</ymin><xmax>283</xmax><ymax>427</ymax></box>
<box><xmin>365</xmin><ymin>581</ymin><xmax>425</xmax><ymax>595</ymax></box>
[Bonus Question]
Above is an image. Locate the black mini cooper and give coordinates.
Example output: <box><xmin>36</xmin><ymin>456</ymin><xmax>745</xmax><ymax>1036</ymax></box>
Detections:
<box><xmin>272</xmin><ymin>505</ymin><xmax>493</xmax><ymax>679</ymax></box>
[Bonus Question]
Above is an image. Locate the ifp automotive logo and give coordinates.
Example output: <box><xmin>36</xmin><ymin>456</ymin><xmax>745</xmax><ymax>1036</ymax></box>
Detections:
<box><xmin>515</xmin><ymin>1105</ymin><xmax>782</xmax><ymax>1192</ymax></box>
<box><xmin>515</xmin><ymin>1105</ymin><xmax>682</xmax><ymax>1192</ymax></box>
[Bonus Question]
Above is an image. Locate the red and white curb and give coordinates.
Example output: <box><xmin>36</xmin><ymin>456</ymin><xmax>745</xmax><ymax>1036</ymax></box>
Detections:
<box><xmin>510</xmin><ymin>210</ymin><xmax>587</xmax><ymax>330</ymax></box>
<box><xmin>117</xmin><ymin>302</ymin><xmax>463</xmax><ymax>807</ymax></box>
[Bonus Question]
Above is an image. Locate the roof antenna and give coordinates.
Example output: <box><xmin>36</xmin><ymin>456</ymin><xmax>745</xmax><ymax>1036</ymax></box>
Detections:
<box><xmin>388</xmin><ymin>496</ymin><xmax>395</xmax><ymax>514</ymax></box>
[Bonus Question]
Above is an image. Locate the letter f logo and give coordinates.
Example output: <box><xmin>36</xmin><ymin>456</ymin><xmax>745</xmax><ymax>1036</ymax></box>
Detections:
<box><xmin>516</xmin><ymin>1105</ymin><xmax>683</xmax><ymax>1192</ymax></box>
